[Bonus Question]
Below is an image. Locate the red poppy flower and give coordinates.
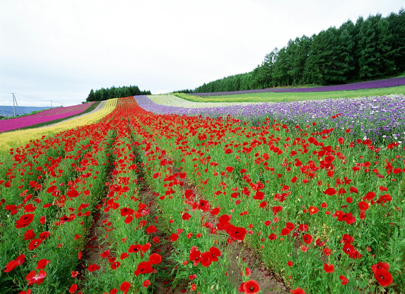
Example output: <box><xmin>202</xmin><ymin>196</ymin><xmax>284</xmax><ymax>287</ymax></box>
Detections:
<box><xmin>200</xmin><ymin>252</ymin><xmax>213</xmax><ymax>267</ymax></box>
<box><xmin>149</xmin><ymin>253</ymin><xmax>162</xmax><ymax>265</ymax></box>
<box><xmin>145</xmin><ymin>225</ymin><xmax>157</xmax><ymax>234</ymax></box>
<box><xmin>341</xmin><ymin>234</ymin><xmax>354</xmax><ymax>244</ymax></box>
<box><xmin>16</xmin><ymin>214</ymin><xmax>35</xmax><ymax>229</ymax></box>
<box><xmin>39</xmin><ymin>231</ymin><xmax>50</xmax><ymax>240</ymax></box>
<box><xmin>230</xmin><ymin>226</ymin><xmax>247</xmax><ymax>241</ymax></box>
<box><xmin>28</xmin><ymin>239</ymin><xmax>42</xmax><ymax>250</ymax></box>
<box><xmin>36</xmin><ymin>259</ymin><xmax>50</xmax><ymax>269</ymax></box>
<box><xmin>358</xmin><ymin>201</ymin><xmax>369</xmax><ymax>211</ymax></box>
<box><xmin>198</xmin><ymin>199</ymin><xmax>210</xmax><ymax>211</ymax></box>
<box><xmin>23</xmin><ymin>229</ymin><xmax>36</xmax><ymax>240</ymax></box>
<box><xmin>272</xmin><ymin>206</ymin><xmax>283</xmax><ymax>215</ymax></box>
<box><xmin>88</xmin><ymin>264</ymin><xmax>100</xmax><ymax>272</ymax></box>
<box><xmin>308</xmin><ymin>206</ymin><xmax>319</xmax><ymax>215</ymax></box>
<box><xmin>189</xmin><ymin>250</ymin><xmax>201</xmax><ymax>265</ymax></box>
<box><xmin>324</xmin><ymin>263</ymin><xmax>334</xmax><ymax>273</ymax></box>
<box><xmin>281</xmin><ymin>228</ymin><xmax>290</xmax><ymax>236</ymax></box>
<box><xmin>210</xmin><ymin>207</ymin><xmax>220</xmax><ymax>215</ymax></box>
<box><xmin>299</xmin><ymin>224</ymin><xmax>308</xmax><ymax>231</ymax></box>
<box><xmin>238</xmin><ymin>280</ymin><xmax>260</xmax><ymax>293</ymax></box>
<box><xmin>323</xmin><ymin>188</ymin><xmax>337</xmax><ymax>196</ymax></box>
<box><xmin>4</xmin><ymin>260</ymin><xmax>19</xmax><ymax>273</ymax></box>
<box><xmin>315</xmin><ymin>238</ymin><xmax>325</xmax><ymax>246</ymax></box>
<box><xmin>128</xmin><ymin>244</ymin><xmax>141</xmax><ymax>253</ymax></box>
<box><xmin>141</xmin><ymin>243</ymin><xmax>151</xmax><ymax>252</ymax></box>
<box><xmin>143</xmin><ymin>280</ymin><xmax>151</xmax><ymax>288</ymax></box>
<box><xmin>268</xmin><ymin>233</ymin><xmax>277</xmax><ymax>240</ymax></box>
<box><xmin>323</xmin><ymin>248</ymin><xmax>331</xmax><ymax>256</ymax></box>
<box><xmin>226</xmin><ymin>166</ymin><xmax>234</xmax><ymax>173</ymax></box>
<box><xmin>302</xmin><ymin>234</ymin><xmax>313</xmax><ymax>244</ymax></box>
<box><xmin>134</xmin><ymin>261</ymin><xmax>153</xmax><ymax>276</ymax></box>
<box><xmin>371</xmin><ymin>262</ymin><xmax>390</xmax><ymax>273</ymax></box>
<box><xmin>339</xmin><ymin>275</ymin><xmax>349</xmax><ymax>285</ymax></box>
<box><xmin>25</xmin><ymin>270</ymin><xmax>47</xmax><ymax>285</ymax></box>
<box><xmin>68</xmin><ymin>284</ymin><xmax>78</xmax><ymax>293</ymax></box>
<box><xmin>363</xmin><ymin>191</ymin><xmax>376</xmax><ymax>201</ymax></box>
<box><xmin>100</xmin><ymin>250</ymin><xmax>110</xmax><ymax>258</ymax></box>
<box><xmin>209</xmin><ymin>246</ymin><xmax>221</xmax><ymax>261</ymax></box>
<box><xmin>120</xmin><ymin>281</ymin><xmax>131</xmax><ymax>294</ymax></box>
<box><xmin>292</xmin><ymin>287</ymin><xmax>306</xmax><ymax>294</ymax></box>
<box><xmin>285</xmin><ymin>222</ymin><xmax>295</xmax><ymax>230</ymax></box>
<box><xmin>124</xmin><ymin>215</ymin><xmax>133</xmax><ymax>224</ymax></box>
<box><xmin>67</xmin><ymin>190</ymin><xmax>79</xmax><ymax>198</ymax></box>
<box><xmin>170</xmin><ymin>233</ymin><xmax>179</xmax><ymax>242</ymax></box>
<box><xmin>182</xmin><ymin>213</ymin><xmax>191</xmax><ymax>220</ymax></box>
<box><xmin>110</xmin><ymin>262</ymin><xmax>121</xmax><ymax>270</ymax></box>
<box><xmin>374</xmin><ymin>268</ymin><xmax>393</xmax><ymax>287</ymax></box>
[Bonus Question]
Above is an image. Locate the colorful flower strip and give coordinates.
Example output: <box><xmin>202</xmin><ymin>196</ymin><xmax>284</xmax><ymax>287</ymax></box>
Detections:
<box><xmin>135</xmin><ymin>95</ymin><xmax>405</xmax><ymax>144</ymax></box>
<box><xmin>83</xmin><ymin>111</ymin><xmax>156</xmax><ymax>293</ymax></box>
<box><xmin>130</xmin><ymin>98</ymin><xmax>404</xmax><ymax>292</ymax></box>
<box><xmin>148</xmin><ymin>94</ymin><xmax>264</xmax><ymax>108</ymax></box>
<box><xmin>0</xmin><ymin>98</ymin><xmax>117</xmax><ymax>153</ymax></box>
<box><xmin>193</xmin><ymin>76</ymin><xmax>405</xmax><ymax>96</ymax></box>
<box><xmin>0</xmin><ymin>102</ymin><xmax>94</xmax><ymax>133</ymax></box>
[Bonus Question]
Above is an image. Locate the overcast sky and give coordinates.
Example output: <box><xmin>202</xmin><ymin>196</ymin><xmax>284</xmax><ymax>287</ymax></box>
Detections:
<box><xmin>0</xmin><ymin>0</ymin><xmax>403</xmax><ymax>106</ymax></box>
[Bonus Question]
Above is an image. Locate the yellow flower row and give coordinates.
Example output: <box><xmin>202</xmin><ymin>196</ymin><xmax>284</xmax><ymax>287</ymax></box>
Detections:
<box><xmin>0</xmin><ymin>99</ymin><xmax>117</xmax><ymax>152</ymax></box>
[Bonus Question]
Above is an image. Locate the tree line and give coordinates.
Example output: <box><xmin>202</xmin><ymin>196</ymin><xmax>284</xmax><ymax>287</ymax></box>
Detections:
<box><xmin>193</xmin><ymin>10</ymin><xmax>405</xmax><ymax>93</ymax></box>
<box><xmin>86</xmin><ymin>85</ymin><xmax>151</xmax><ymax>102</ymax></box>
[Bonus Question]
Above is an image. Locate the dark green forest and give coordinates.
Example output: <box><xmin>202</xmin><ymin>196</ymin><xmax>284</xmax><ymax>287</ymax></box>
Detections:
<box><xmin>86</xmin><ymin>85</ymin><xmax>151</xmax><ymax>102</ymax></box>
<box><xmin>193</xmin><ymin>10</ymin><xmax>405</xmax><ymax>93</ymax></box>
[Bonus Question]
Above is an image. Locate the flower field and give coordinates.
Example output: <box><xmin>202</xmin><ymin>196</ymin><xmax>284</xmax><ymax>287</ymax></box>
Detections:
<box><xmin>193</xmin><ymin>76</ymin><xmax>405</xmax><ymax>96</ymax></box>
<box><xmin>137</xmin><ymin>94</ymin><xmax>405</xmax><ymax>144</ymax></box>
<box><xmin>0</xmin><ymin>96</ymin><xmax>404</xmax><ymax>294</ymax></box>
<box><xmin>0</xmin><ymin>102</ymin><xmax>95</xmax><ymax>133</ymax></box>
<box><xmin>148</xmin><ymin>94</ymin><xmax>263</xmax><ymax>108</ymax></box>
<box><xmin>0</xmin><ymin>100</ymin><xmax>115</xmax><ymax>152</ymax></box>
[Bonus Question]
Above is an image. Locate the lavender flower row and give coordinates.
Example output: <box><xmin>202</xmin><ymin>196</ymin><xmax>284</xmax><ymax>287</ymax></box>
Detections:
<box><xmin>134</xmin><ymin>95</ymin><xmax>405</xmax><ymax>144</ymax></box>
<box><xmin>193</xmin><ymin>77</ymin><xmax>405</xmax><ymax>96</ymax></box>
<box><xmin>0</xmin><ymin>102</ymin><xmax>94</xmax><ymax>133</ymax></box>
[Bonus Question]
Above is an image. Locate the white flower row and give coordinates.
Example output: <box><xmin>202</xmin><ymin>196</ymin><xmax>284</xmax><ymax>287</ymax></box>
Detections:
<box><xmin>147</xmin><ymin>94</ymin><xmax>264</xmax><ymax>108</ymax></box>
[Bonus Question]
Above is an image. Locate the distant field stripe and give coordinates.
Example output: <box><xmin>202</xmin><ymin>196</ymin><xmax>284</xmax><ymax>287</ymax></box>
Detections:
<box><xmin>177</xmin><ymin>85</ymin><xmax>405</xmax><ymax>103</ymax></box>
<box><xmin>147</xmin><ymin>94</ymin><xmax>263</xmax><ymax>108</ymax></box>
<box><xmin>193</xmin><ymin>76</ymin><xmax>405</xmax><ymax>96</ymax></box>
<box><xmin>0</xmin><ymin>102</ymin><xmax>95</xmax><ymax>133</ymax></box>
<box><xmin>0</xmin><ymin>99</ymin><xmax>117</xmax><ymax>152</ymax></box>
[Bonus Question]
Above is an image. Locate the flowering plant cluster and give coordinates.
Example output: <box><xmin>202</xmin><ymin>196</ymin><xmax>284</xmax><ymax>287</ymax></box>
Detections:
<box><xmin>1</xmin><ymin>96</ymin><xmax>404</xmax><ymax>294</ymax></box>
<box><xmin>136</xmin><ymin>95</ymin><xmax>405</xmax><ymax>144</ymax></box>
<box><xmin>0</xmin><ymin>102</ymin><xmax>94</xmax><ymax>133</ymax></box>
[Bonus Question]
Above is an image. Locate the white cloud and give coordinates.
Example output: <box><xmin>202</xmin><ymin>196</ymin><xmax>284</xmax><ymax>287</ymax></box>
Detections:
<box><xmin>0</xmin><ymin>0</ymin><xmax>403</xmax><ymax>105</ymax></box>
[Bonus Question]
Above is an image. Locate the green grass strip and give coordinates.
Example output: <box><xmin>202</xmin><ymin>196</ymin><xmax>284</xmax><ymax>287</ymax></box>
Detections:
<box><xmin>175</xmin><ymin>85</ymin><xmax>405</xmax><ymax>103</ymax></box>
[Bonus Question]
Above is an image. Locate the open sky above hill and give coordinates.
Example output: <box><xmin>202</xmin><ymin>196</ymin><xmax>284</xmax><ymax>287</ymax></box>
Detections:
<box><xmin>0</xmin><ymin>0</ymin><xmax>403</xmax><ymax>106</ymax></box>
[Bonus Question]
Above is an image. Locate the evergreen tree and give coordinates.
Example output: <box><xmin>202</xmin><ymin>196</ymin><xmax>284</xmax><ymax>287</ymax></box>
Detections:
<box><xmin>358</xmin><ymin>15</ymin><xmax>381</xmax><ymax>79</ymax></box>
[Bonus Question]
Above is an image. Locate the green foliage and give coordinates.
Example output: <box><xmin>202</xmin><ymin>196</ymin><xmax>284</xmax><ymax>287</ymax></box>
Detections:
<box><xmin>193</xmin><ymin>10</ymin><xmax>405</xmax><ymax>93</ymax></box>
<box><xmin>86</xmin><ymin>85</ymin><xmax>151</xmax><ymax>102</ymax></box>
<box><xmin>179</xmin><ymin>85</ymin><xmax>405</xmax><ymax>103</ymax></box>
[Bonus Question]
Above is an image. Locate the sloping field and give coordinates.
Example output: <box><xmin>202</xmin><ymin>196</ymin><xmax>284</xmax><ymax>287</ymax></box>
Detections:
<box><xmin>193</xmin><ymin>76</ymin><xmax>405</xmax><ymax>96</ymax></box>
<box><xmin>0</xmin><ymin>102</ymin><xmax>95</xmax><ymax>133</ymax></box>
<box><xmin>1</xmin><ymin>96</ymin><xmax>403</xmax><ymax>294</ymax></box>
<box><xmin>177</xmin><ymin>85</ymin><xmax>405</xmax><ymax>103</ymax></box>
<box><xmin>0</xmin><ymin>99</ymin><xmax>116</xmax><ymax>152</ymax></box>
<box><xmin>136</xmin><ymin>94</ymin><xmax>405</xmax><ymax>145</ymax></box>
<box><xmin>148</xmin><ymin>94</ymin><xmax>264</xmax><ymax>108</ymax></box>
